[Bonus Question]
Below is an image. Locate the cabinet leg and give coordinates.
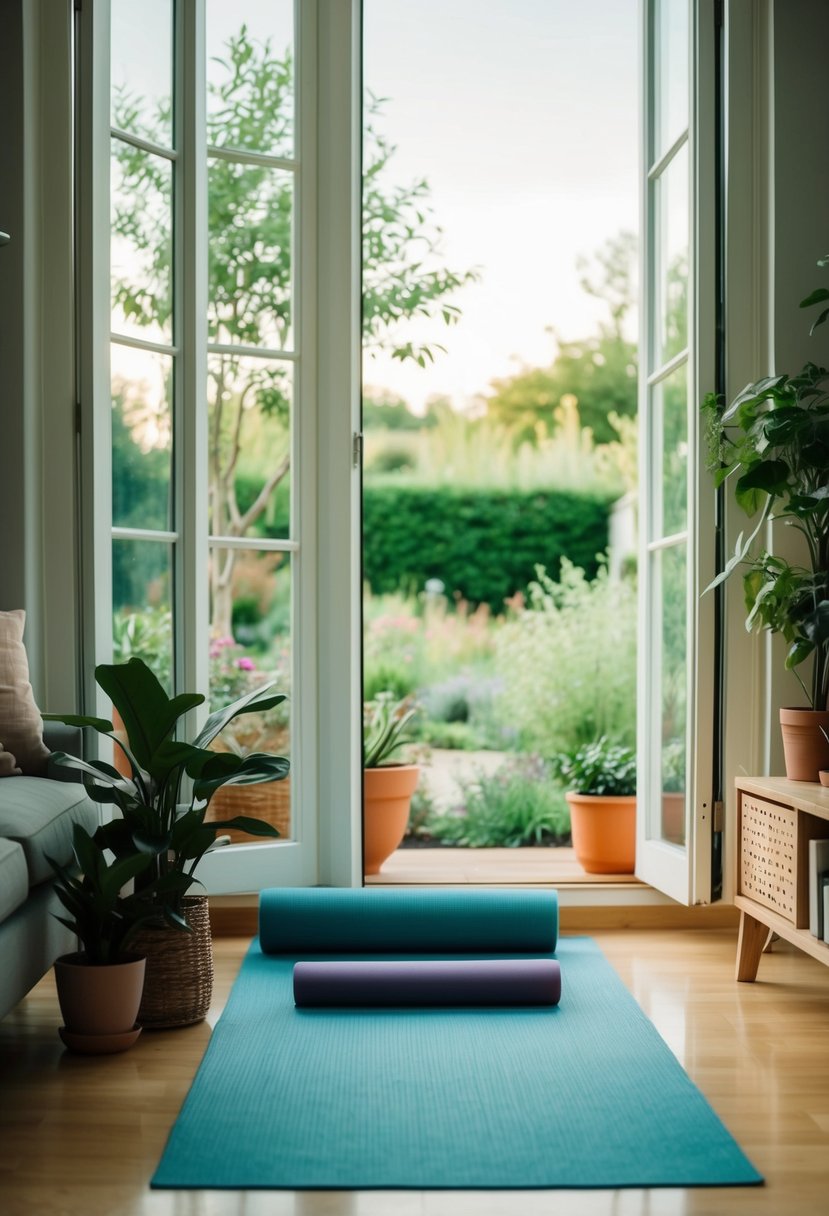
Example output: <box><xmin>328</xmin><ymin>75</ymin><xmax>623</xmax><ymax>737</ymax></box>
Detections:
<box><xmin>736</xmin><ymin>909</ymin><xmax>769</xmax><ymax>981</ymax></box>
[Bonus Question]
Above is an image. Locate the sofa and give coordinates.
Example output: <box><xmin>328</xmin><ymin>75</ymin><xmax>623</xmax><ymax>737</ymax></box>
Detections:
<box><xmin>0</xmin><ymin>607</ymin><xmax>100</xmax><ymax>1020</ymax></box>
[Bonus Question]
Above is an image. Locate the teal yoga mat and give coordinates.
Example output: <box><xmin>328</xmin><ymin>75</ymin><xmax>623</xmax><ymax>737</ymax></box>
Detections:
<box><xmin>259</xmin><ymin>887</ymin><xmax>559</xmax><ymax>953</ymax></box>
<box><xmin>152</xmin><ymin>937</ymin><xmax>762</xmax><ymax>1190</ymax></box>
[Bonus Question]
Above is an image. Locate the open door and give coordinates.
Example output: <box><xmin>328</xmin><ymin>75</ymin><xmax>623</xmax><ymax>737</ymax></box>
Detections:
<box><xmin>635</xmin><ymin>0</ymin><xmax>718</xmax><ymax>904</ymax></box>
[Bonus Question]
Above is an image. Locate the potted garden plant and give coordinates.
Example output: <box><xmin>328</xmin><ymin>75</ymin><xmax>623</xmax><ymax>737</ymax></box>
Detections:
<box><xmin>48</xmin><ymin>823</ymin><xmax>158</xmax><ymax>1053</ymax></box>
<box><xmin>702</xmin><ymin>256</ymin><xmax>829</xmax><ymax>779</ymax></box>
<box><xmin>43</xmin><ymin>657</ymin><xmax>290</xmax><ymax>1026</ymax></box>
<box><xmin>363</xmin><ymin>692</ymin><xmax>420</xmax><ymax>875</ymax></box>
<box><xmin>552</xmin><ymin>737</ymin><xmax>637</xmax><ymax>874</ymax></box>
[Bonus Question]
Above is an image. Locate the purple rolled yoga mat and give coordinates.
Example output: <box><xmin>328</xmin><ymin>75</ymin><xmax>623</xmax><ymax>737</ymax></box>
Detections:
<box><xmin>293</xmin><ymin>958</ymin><xmax>562</xmax><ymax>1008</ymax></box>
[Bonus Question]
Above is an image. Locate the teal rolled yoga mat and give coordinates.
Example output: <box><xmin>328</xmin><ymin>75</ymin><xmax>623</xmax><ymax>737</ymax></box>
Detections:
<box><xmin>259</xmin><ymin>886</ymin><xmax>558</xmax><ymax>954</ymax></box>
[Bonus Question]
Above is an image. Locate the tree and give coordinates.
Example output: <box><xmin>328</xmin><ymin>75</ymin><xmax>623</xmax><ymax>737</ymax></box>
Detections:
<box><xmin>112</xmin><ymin>29</ymin><xmax>476</xmax><ymax>636</ymax></box>
<box><xmin>484</xmin><ymin>231</ymin><xmax>638</xmax><ymax>445</ymax></box>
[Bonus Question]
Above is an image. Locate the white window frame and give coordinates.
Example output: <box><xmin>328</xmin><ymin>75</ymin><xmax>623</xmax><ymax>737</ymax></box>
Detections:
<box><xmin>76</xmin><ymin>0</ymin><xmax>363</xmax><ymax>892</ymax></box>
<box><xmin>635</xmin><ymin>0</ymin><xmax>716</xmax><ymax>905</ymax></box>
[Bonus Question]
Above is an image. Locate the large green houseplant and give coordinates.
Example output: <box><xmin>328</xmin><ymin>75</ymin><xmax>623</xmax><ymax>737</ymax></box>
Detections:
<box><xmin>44</xmin><ymin>658</ymin><xmax>290</xmax><ymax>1027</ymax></box>
<box><xmin>702</xmin><ymin>257</ymin><xmax>829</xmax><ymax>778</ymax></box>
<box><xmin>44</xmin><ymin>657</ymin><xmax>290</xmax><ymax>926</ymax></box>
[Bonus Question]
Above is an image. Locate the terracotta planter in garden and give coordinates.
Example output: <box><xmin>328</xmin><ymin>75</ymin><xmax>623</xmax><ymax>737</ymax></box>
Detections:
<box><xmin>363</xmin><ymin>764</ymin><xmax>420</xmax><ymax>875</ymax></box>
<box><xmin>565</xmin><ymin>792</ymin><xmax>636</xmax><ymax>874</ymax></box>
<box><xmin>779</xmin><ymin>708</ymin><xmax>829</xmax><ymax>782</ymax></box>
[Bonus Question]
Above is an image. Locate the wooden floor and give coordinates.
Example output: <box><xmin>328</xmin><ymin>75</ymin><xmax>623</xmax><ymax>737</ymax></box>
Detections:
<box><xmin>366</xmin><ymin>845</ymin><xmax>642</xmax><ymax>885</ymax></box>
<box><xmin>3</xmin><ymin>928</ymin><xmax>829</xmax><ymax>1215</ymax></box>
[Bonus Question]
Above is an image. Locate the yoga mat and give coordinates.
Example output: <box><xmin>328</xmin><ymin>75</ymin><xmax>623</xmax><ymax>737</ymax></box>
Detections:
<box><xmin>259</xmin><ymin>887</ymin><xmax>558</xmax><ymax>954</ymax></box>
<box><xmin>153</xmin><ymin>937</ymin><xmax>762</xmax><ymax>1190</ymax></box>
<box><xmin>293</xmin><ymin>958</ymin><xmax>562</xmax><ymax>1007</ymax></box>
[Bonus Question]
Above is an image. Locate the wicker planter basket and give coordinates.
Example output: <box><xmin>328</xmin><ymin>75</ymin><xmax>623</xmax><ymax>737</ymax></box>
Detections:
<box><xmin>205</xmin><ymin>778</ymin><xmax>291</xmax><ymax>844</ymax></box>
<box><xmin>131</xmin><ymin>895</ymin><xmax>213</xmax><ymax>1029</ymax></box>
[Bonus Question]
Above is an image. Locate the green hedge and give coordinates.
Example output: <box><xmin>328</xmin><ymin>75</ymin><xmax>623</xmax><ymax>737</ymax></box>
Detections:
<box><xmin>362</xmin><ymin>485</ymin><xmax>612</xmax><ymax>611</ymax></box>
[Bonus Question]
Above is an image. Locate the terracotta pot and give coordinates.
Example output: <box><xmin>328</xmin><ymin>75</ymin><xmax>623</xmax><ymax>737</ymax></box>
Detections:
<box><xmin>363</xmin><ymin>764</ymin><xmax>420</xmax><ymax>875</ymax></box>
<box><xmin>779</xmin><ymin>707</ymin><xmax>829</xmax><ymax>782</ymax></box>
<box><xmin>54</xmin><ymin>952</ymin><xmax>146</xmax><ymax>1038</ymax></box>
<box><xmin>565</xmin><ymin>792</ymin><xmax>636</xmax><ymax>874</ymax></box>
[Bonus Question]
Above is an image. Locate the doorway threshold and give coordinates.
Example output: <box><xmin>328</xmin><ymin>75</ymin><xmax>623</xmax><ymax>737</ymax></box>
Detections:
<box><xmin>365</xmin><ymin>845</ymin><xmax>643</xmax><ymax>887</ymax></box>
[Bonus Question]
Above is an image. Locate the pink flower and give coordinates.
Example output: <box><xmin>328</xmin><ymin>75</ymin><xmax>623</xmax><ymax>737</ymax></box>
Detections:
<box><xmin>235</xmin><ymin>657</ymin><xmax>256</xmax><ymax>671</ymax></box>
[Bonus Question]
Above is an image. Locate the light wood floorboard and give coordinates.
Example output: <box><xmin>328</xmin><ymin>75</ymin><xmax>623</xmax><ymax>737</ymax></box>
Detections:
<box><xmin>365</xmin><ymin>846</ymin><xmax>642</xmax><ymax>886</ymax></box>
<box><xmin>2</xmin><ymin>928</ymin><xmax>829</xmax><ymax>1215</ymax></box>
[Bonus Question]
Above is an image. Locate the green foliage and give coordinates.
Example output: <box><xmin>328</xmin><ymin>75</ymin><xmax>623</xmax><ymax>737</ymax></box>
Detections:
<box><xmin>362</xmin><ymin>485</ymin><xmax>612</xmax><ymax>611</ymax></box>
<box><xmin>362</xmin><ymin>387</ymin><xmax>435</xmax><ymax>432</ymax></box>
<box><xmin>483</xmin><ymin>231</ymin><xmax>639</xmax><ymax>445</ymax></box>
<box><xmin>702</xmin><ymin>312</ymin><xmax>829</xmax><ymax>707</ymax></box>
<box><xmin>48</xmin><ymin>825</ymin><xmax>159</xmax><ymax>965</ymax></box>
<box><xmin>363</xmin><ymin>692</ymin><xmax>420</xmax><ymax>769</ymax></box>
<box><xmin>423</xmin><ymin>757</ymin><xmax>570</xmax><ymax>847</ymax></box>
<box><xmin>551</xmin><ymin>737</ymin><xmax>637</xmax><ymax>796</ymax></box>
<box><xmin>416</xmin><ymin>720</ymin><xmax>486</xmax><ymax>751</ymax></box>
<box><xmin>495</xmin><ymin>560</ymin><xmax>637</xmax><ymax>756</ymax></box>
<box><xmin>44</xmin><ymin>659</ymin><xmax>289</xmax><ymax>926</ymax></box>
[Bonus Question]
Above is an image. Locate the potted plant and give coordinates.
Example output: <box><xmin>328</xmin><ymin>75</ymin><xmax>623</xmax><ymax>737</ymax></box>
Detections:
<box><xmin>48</xmin><ymin>823</ymin><xmax>158</xmax><ymax>1053</ymax></box>
<box><xmin>44</xmin><ymin>657</ymin><xmax>290</xmax><ymax>1025</ymax></box>
<box><xmin>552</xmin><ymin>737</ymin><xmax>637</xmax><ymax>874</ymax></box>
<box><xmin>702</xmin><ymin>258</ymin><xmax>829</xmax><ymax>779</ymax></box>
<box><xmin>363</xmin><ymin>692</ymin><xmax>420</xmax><ymax>875</ymax></box>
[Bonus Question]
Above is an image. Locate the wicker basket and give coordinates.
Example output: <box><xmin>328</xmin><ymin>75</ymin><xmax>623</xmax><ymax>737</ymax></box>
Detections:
<box><xmin>205</xmin><ymin>778</ymin><xmax>291</xmax><ymax>844</ymax></box>
<box><xmin>132</xmin><ymin>896</ymin><xmax>214</xmax><ymax>1029</ymax></box>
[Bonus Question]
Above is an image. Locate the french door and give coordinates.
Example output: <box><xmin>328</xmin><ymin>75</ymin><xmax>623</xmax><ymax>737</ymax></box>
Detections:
<box><xmin>77</xmin><ymin>0</ymin><xmax>363</xmax><ymax>891</ymax></box>
<box><xmin>636</xmin><ymin>0</ymin><xmax>717</xmax><ymax>904</ymax></box>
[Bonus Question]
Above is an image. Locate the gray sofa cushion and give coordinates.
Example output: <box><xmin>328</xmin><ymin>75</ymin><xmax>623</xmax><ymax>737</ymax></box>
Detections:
<box><xmin>0</xmin><ymin>777</ymin><xmax>97</xmax><ymax>886</ymax></box>
<box><xmin>0</xmin><ymin>838</ymin><xmax>28</xmax><ymax>921</ymax></box>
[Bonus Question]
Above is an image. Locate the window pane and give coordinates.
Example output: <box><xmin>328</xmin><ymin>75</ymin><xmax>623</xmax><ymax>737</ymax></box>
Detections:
<box><xmin>207</xmin><ymin>549</ymin><xmax>293</xmax><ymax>844</ymax></box>
<box><xmin>654</xmin><ymin>0</ymin><xmax>688</xmax><ymax>158</ymax></box>
<box><xmin>656</xmin><ymin>542</ymin><xmax>687</xmax><ymax>845</ymax></box>
<box><xmin>653</xmin><ymin>142</ymin><xmax>688</xmax><ymax>366</ymax></box>
<box><xmin>206</xmin><ymin>1</ymin><xmax>294</xmax><ymax>159</ymax></box>
<box><xmin>111</xmin><ymin>0</ymin><xmax>173</xmax><ymax>148</ymax></box>
<box><xmin>112</xmin><ymin>540</ymin><xmax>173</xmax><ymax>692</ymax></box>
<box><xmin>111</xmin><ymin>142</ymin><xmax>173</xmax><ymax>343</ymax></box>
<box><xmin>111</xmin><ymin>344</ymin><xmax>173</xmax><ymax>531</ymax></box>
<box><xmin>207</xmin><ymin>355</ymin><xmax>292</xmax><ymax>540</ymax></box>
<box><xmin>655</xmin><ymin>361</ymin><xmax>688</xmax><ymax>537</ymax></box>
<box><xmin>208</xmin><ymin>162</ymin><xmax>293</xmax><ymax>351</ymax></box>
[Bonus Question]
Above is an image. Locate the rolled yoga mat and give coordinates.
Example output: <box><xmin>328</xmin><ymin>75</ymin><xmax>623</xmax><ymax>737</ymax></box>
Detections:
<box><xmin>293</xmin><ymin>958</ymin><xmax>562</xmax><ymax>1007</ymax></box>
<box><xmin>259</xmin><ymin>887</ymin><xmax>558</xmax><ymax>954</ymax></box>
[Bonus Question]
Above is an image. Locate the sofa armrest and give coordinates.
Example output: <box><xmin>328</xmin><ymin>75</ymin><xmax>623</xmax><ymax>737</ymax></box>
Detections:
<box><xmin>43</xmin><ymin>722</ymin><xmax>84</xmax><ymax>781</ymax></box>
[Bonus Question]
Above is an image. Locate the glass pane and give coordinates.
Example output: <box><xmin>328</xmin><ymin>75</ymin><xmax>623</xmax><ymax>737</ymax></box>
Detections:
<box><xmin>207</xmin><ymin>355</ymin><xmax>292</xmax><ymax>539</ymax></box>
<box><xmin>657</xmin><ymin>542</ymin><xmax>687</xmax><ymax>845</ymax></box>
<box><xmin>111</xmin><ymin>344</ymin><xmax>173</xmax><ymax>531</ymax></box>
<box><xmin>654</xmin><ymin>142</ymin><xmax>688</xmax><ymax>366</ymax></box>
<box><xmin>206</xmin><ymin>0</ymin><xmax>294</xmax><ymax>159</ymax></box>
<box><xmin>654</xmin><ymin>361</ymin><xmax>688</xmax><ymax>537</ymax></box>
<box><xmin>112</xmin><ymin>539</ymin><xmax>173</xmax><ymax>693</ymax></box>
<box><xmin>654</xmin><ymin>0</ymin><xmax>689</xmax><ymax>158</ymax></box>
<box><xmin>111</xmin><ymin>0</ymin><xmax>173</xmax><ymax>148</ymax></box>
<box><xmin>111</xmin><ymin>141</ymin><xmax>173</xmax><ymax>343</ymax></box>
<box><xmin>207</xmin><ymin>549</ymin><xmax>292</xmax><ymax>844</ymax></box>
<box><xmin>208</xmin><ymin>162</ymin><xmax>293</xmax><ymax>351</ymax></box>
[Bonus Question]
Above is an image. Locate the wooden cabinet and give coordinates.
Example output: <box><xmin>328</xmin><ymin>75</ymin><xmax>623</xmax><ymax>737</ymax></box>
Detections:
<box><xmin>735</xmin><ymin>776</ymin><xmax>829</xmax><ymax>980</ymax></box>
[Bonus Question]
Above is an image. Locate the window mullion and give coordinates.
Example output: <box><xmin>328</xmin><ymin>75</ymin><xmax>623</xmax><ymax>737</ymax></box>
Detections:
<box><xmin>175</xmin><ymin>0</ymin><xmax>208</xmax><ymax>709</ymax></box>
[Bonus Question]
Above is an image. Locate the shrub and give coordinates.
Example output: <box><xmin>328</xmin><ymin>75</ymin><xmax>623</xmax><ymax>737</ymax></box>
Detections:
<box><xmin>362</xmin><ymin>485</ymin><xmax>612</xmax><ymax>611</ymax></box>
<box><xmin>495</xmin><ymin>560</ymin><xmax>637</xmax><ymax>757</ymax></box>
<box><xmin>551</xmin><ymin>737</ymin><xmax>637</xmax><ymax>796</ymax></box>
<box><xmin>423</xmin><ymin>756</ymin><xmax>570</xmax><ymax>847</ymax></box>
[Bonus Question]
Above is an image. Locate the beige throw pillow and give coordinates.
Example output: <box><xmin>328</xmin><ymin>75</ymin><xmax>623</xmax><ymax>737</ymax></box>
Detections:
<box><xmin>0</xmin><ymin>610</ymin><xmax>50</xmax><ymax>776</ymax></box>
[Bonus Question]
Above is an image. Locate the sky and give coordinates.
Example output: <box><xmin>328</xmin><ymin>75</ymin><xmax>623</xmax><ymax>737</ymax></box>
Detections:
<box><xmin>363</xmin><ymin>0</ymin><xmax>639</xmax><ymax>413</ymax></box>
<box><xmin>110</xmin><ymin>0</ymin><xmax>640</xmax><ymax>417</ymax></box>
